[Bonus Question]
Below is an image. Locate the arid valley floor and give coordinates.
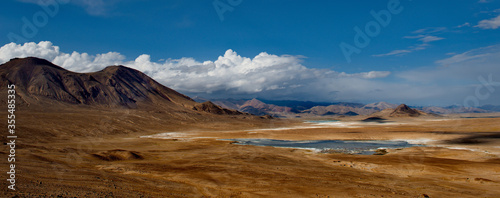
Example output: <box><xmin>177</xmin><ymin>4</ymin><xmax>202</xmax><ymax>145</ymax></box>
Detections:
<box><xmin>3</xmin><ymin>0</ymin><xmax>500</xmax><ymax>196</ymax></box>
<box><xmin>2</xmin><ymin>109</ymin><xmax>500</xmax><ymax>197</ymax></box>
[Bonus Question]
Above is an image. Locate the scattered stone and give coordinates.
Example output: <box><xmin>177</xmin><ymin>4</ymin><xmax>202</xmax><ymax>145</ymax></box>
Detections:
<box><xmin>373</xmin><ymin>149</ymin><xmax>388</xmax><ymax>155</ymax></box>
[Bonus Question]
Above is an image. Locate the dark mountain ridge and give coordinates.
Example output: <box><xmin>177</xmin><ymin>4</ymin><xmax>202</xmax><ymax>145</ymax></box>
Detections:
<box><xmin>0</xmin><ymin>57</ymin><xmax>252</xmax><ymax>117</ymax></box>
<box><xmin>0</xmin><ymin>57</ymin><xmax>196</xmax><ymax>108</ymax></box>
<box><xmin>196</xmin><ymin>97</ymin><xmax>497</xmax><ymax>118</ymax></box>
<box><xmin>390</xmin><ymin>104</ymin><xmax>421</xmax><ymax>117</ymax></box>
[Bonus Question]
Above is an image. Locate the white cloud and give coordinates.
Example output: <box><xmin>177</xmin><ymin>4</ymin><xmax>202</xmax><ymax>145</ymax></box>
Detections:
<box><xmin>419</xmin><ymin>36</ymin><xmax>445</xmax><ymax>43</ymax></box>
<box><xmin>373</xmin><ymin>34</ymin><xmax>444</xmax><ymax>57</ymax></box>
<box><xmin>0</xmin><ymin>42</ymin><xmax>125</xmax><ymax>72</ymax></box>
<box><xmin>52</xmin><ymin>51</ymin><xmax>125</xmax><ymax>72</ymax></box>
<box><xmin>456</xmin><ymin>22</ymin><xmax>471</xmax><ymax>28</ymax></box>
<box><xmin>372</xmin><ymin>49</ymin><xmax>411</xmax><ymax>57</ymax></box>
<box><xmin>436</xmin><ymin>45</ymin><xmax>497</xmax><ymax>65</ymax></box>
<box><xmin>403</xmin><ymin>35</ymin><xmax>444</xmax><ymax>43</ymax></box>
<box><xmin>353</xmin><ymin>71</ymin><xmax>392</xmax><ymax>79</ymax></box>
<box><xmin>396</xmin><ymin>44</ymin><xmax>500</xmax><ymax>106</ymax></box>
<box><xmin>0</xmin><ymin>41</ymin><xmax>393</xmax><ymax>101</ymax></box>
<box><xmin>412</xmin><ymin>27</ymin><xmax>447</xmax><ymax>34</ymax></box>
<box><xmin>2</xmin><ymin>41</ymin><xmax>499</xmax><ymax>106</ymax></box>
<box><xmin>0</xmin><ymin>41</ymin><xmax>60</xmax><ymax>62</ymax></box>
<box><xmin>476</xmin><ymin>15</ymin><xmax>500</xmax><ymax>29</ymax></box>
<box><xmin>410</xmin><ymin>43</ymin><xmax>430</xmax><ymax>51</ymax></box>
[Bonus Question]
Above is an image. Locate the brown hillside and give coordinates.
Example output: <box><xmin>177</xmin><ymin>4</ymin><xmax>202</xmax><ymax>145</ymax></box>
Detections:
<box><xmin>390</xmin><ymin>104</ymin><xmax>421</xmax><ymax>117</ymax></box>
<box><xmin>193</xmin><ymin>101</ymin><xmax>245</xmax><ymax>115</ymax></box>
<box><xmin>0</xmin><ymin>57</ymin><xmax>196</xmax><ymax>109</ymax></box>
<box><xmin>0</xmin><ymin>57</ymin><xmax>259</xmax><ymax>119</ymax></box>
<box><xmin>239</xmin><ymin>99</ymin><xmax>292</xmax><ymax>113</ymax></box>
<box><xmin>368</xmin><ymin>104</ymin><xmax>436</xmax><ymax>118</ymax></box>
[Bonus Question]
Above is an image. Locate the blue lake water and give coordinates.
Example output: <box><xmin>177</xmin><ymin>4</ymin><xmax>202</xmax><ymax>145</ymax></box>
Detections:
<box><xmin>223</xmin><ymin>139</ymin><xmax>422</xmax><ymax>155</ymax></box>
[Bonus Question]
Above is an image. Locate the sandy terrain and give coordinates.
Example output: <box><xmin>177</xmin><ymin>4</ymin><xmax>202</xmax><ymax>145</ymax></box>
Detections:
<box><xmin>1</xmin><ymin>110</ymin><xmax>500</xmax><ymax>197</ymax></box>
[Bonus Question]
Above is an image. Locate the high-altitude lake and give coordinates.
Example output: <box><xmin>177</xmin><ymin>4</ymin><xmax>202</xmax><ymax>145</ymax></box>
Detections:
<box><xmin>223</xmin><ymin>139</ymin><xmax>422</xmax><ymax>155</ymax></box>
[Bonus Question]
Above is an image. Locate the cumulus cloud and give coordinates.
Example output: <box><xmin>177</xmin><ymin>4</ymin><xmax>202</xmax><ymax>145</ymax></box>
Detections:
<box><xmin>0</xmin><ymin>41</ymin><xmax>60</xmax><ymax>61</ymax></box>
<box><xmin>2</xmin><ymin>41</ymin><xmax>499</xmax><ymax>106</ymax></box>
<box><xmin>0</xmin><ymin>41</ymin><xmax>393</xmax><ymax>102</ymax></box>
<box><xmin>0</xmin><ymin>42</ymin><xmax>125</xmax><ymax>72</ymax></box>
<box><xmin>476</xmin><ymin>15</ymin><xmax>500</xmax><ymax>29</ymax></box>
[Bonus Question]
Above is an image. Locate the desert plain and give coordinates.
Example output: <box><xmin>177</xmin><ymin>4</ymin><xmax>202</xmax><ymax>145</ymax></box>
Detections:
<box><xmin>2</xmin><ymin>0</ymin><xmax>500</xmax><ymax>197</ymax></box>
<box><xmin>1</xmin><ymin>107</ymin><xmax>499</xmax><ymax>198</ymax></box>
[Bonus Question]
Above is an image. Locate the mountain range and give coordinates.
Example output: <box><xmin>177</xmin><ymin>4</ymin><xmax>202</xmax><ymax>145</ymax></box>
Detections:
<box><xmin>0</xmin><ymin>57</ymin><xmax>257</xmax><ymax>118</ymax></box>
<box><xmin>1</xmin><ymin>57</ymin><xmax>496</xmax><ymax>120</ymax></box>
<box><xmin>194</xmin><ymin>98</ymin><xmax>497</xmax><ymax>118</ymax></box>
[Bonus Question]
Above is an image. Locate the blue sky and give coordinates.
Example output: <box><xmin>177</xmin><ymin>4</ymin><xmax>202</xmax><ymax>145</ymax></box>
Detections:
<box><xmin>1</xmin><ymin>0</ymin><xmax>500</xmax><ymax>106</ymax></box>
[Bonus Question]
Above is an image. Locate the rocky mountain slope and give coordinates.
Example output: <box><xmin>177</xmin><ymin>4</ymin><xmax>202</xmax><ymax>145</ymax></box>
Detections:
<box><xmin>368</xmin><ymin>104</ymin><xmax>436</xmax><ymax>118</ymax></box>
<box><xmin>390</xmin><ymin>104</ymin><xmax>422</xmax><ymax>117</ymax></box>
<box><xmin>196</xmin><ymin>97</ymin><xmax>494</xmax><ymax>118</ymax></box>
<box><xmin>0</xmin><ymin>57</ymin><xmax>248</xmax><ymax>117</ymax></box>
<box><xmin>238</xmin><ymin>99</ymin><xmax>293</xmax><ymax>116</ymax></box>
